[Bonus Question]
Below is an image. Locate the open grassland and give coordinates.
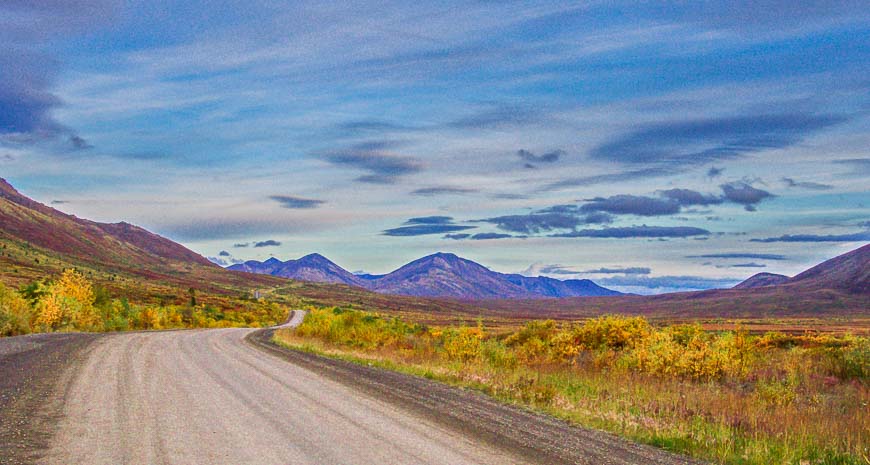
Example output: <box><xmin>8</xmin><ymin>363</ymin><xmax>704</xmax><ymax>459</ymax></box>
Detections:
<box><xmin>0</xmin><ymin>269</ymin><xmax>291</xmax><ymax>336</ymax></box>
<box><xmin>275</xmin><ymin>307</ymin><xmax>869</xmax><ymax>465</ymax></box>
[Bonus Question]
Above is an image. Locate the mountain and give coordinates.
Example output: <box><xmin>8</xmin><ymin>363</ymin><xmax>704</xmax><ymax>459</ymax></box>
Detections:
<box><xmin>229</xmin><ymin>254</ymin><xmax>365</xmax><ymax>286</ymax></box>
<box><xmin>733</xmin><ymin>272</ymin><xmax>790</xmax><ymax>289</ymax></box>
<box><xmin>231</xmin><ymin>251</ymin><xmax>622</xmax><ymax>299</ymax></box>
<box><xmin>0</xmin><ymin>178</ymin><xmax>283</xmax><ymax>300</ymax></box>
<box><xmin>785</xmin><ymin>243</ymin><xmax>869</xmax><ymax>294</ymax></box>
<box><xmin>502</xmin><ymin>274</ymin><xmax>621</xmax><ymax>297</ymax></box>
<box><xmin>368</xmin><ymin>253</ymin><xmax>532</xmax><ymax>298</ymax></box>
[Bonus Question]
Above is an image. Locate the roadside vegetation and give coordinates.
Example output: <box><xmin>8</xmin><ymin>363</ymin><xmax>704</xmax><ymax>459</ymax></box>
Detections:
<box><xmin>0</xmin><ymin>269</ymin><xmax>288</xmax><ymax>336</ymax></box>
<box><xmin>276</xmin><ymin>307</ymin><xmax>869</xmax><ymax>465</ymax></box>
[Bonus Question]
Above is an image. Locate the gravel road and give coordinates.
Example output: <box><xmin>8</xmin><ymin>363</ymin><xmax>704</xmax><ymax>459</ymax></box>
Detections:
<box><xmin>1</xmin><ymin>311</ymin><xmax>703</xmax><ymax>464</ymax></box>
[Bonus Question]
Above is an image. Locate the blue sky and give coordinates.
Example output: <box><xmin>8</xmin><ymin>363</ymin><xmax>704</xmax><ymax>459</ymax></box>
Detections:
<box><xmin>1</xmin><ymin>1</ymin><xmax>868</xmax><ymax>294</ymax></box>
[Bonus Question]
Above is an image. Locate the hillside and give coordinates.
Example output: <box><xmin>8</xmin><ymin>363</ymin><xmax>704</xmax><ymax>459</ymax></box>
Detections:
<box><xmin>734</xmin><ymin>273</ymin><xmax>790</xmax><ymax>289</ymax></box>
<box><xmin>232</xmin><ymin>252</ymin><xmax>623</xmax><ymax>299</ymax></box>
<box><xmin>0</xmin><ymin>178</ymin><xmax>285</xmax><ymax>305</ymax></box>
<box><xmin>785</xmin><ymin>243</ymin><xmax>869</xmax><ymax>294</ymax></box>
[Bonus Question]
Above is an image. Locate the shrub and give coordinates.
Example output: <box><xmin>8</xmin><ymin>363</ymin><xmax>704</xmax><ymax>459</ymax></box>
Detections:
<box><xmin>0</xmin><ymin>283</ymin><xmax>31</xmax><ymax>336</ymax></box>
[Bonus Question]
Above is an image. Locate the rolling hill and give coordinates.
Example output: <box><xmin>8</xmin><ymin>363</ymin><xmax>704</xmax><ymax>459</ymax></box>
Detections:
<box><xmin>0</xmin><ymin>178</ymin><xmax>285</xmax><ymax>304</ymax></box>
<box><xmin>230</xmin><ymin>252</ymin><xmax>622</xmax><ymax>299</ymax></box>
<box><xmin>734</xmin><ymin>273</ymin><xmax>790</xmax><ymax>289</ymax></box>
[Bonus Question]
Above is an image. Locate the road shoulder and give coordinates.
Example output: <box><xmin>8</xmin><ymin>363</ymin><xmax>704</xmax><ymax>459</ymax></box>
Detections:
<box><xmin>0</xmin><ymin>333</ymin><xmax>100</xmax><ymax>465</ymax></box>
<box><xmin>247</xmin><ymin>327</ymin><xmax>706</xmax><ymax>465</ymax></box>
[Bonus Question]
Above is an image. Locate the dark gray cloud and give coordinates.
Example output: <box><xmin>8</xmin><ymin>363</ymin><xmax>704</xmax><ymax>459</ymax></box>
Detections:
<box><xmin>781</xmin><ymin>177</ymin><xmax>833</xmax><ymax>190</ymax></box>
<box><xmin>552</xmin><ymin>226</ymin><xmax>710</xmax><ymax>238</ymax></box>
<box><xmin>833</xmin><ymin>158</ymin><xmax>870</xmax><ymax>177</ymax></box>
<box><xmin>659</xmin><ymin>188</ymin><xmax>723</xmax><ymax>206</ymax></box>
<box><xmin>751</xmin><ymin>231</ymin><xmax>870</xmax><ymax>242</ymax></box>
<box><xmin>731</xmin><ymin>262</ymin><xmax>766</xmax><ymax>268</ymax></box>
<box><xmin>470</xmin><ymin>232</ymin><xmax>514</xmax><ymax>240</ymax></box>
<box><xmin>233</xmin><ymin>242</ymin><xmax>249</xmax><ymax>248</ymax></box>
<box><xmin>580</xmin><ymin>195</ymin><xmax>681</xmax><ymax>216</ymax></box>
<box><xmin>582</xmin><ymin>267</ymin><xmax>652</xmax><ymax>275</ymax></box>
<box><xmin>444</xmin><ymin>233</ymin><xmax>471</xmax><ymax>240</ymax></box>
<box><xmin>0</xmin><ymin>2</ymin><xmax>117</xmax><ymax>148</ymax></box>
<box><xmin>707</xmin><ymin>166</ymin><xmax>724</xmax><ymax>179</ymax></box>
<box><xmin>411</xmin><ymin>186</ymin><xmax>478</xmax><ymax>196</ymax></box>
<box><xmin>447</xmin><ymin>105</ymin><xmax>544</xmax><ymax>130</ymax></box>
<box><xmin>480</xmin><ymin>212</ymin><xmax>583</xmax><ymax>234</ymax></box>
<box><xmin>253</xmin><ymin>239</ymin><xmax>282</xmax><ymax>247</ymax></box>
<box><xmin>385</xmin><ymin>216</ymin><xmax>476</xmax><ymax>236</ymax></box>
<box><xmin>687</xmin><ymin>253</ymin><xmax>787</xmax><ymax>260</ymax></box>
<box><xmin>404</xmin><ymin>216</ymin><xmax>454</xmax><ymax>225</ymax></box>
<box><xmin>322</xmin><ymin>142</ymin><xmax>422</xmax><ymax>184</ymax></box>
<box><xmin>590</xmin><ymin>114</ymin><xmax>846</xmax><ymax>166</ymax></box>
<box><xmin>536</xmin><ymin>265</ymin><xmax>578</xmax><ymax>275</ymax></box>
<box><xmin>517</xmin><ymin>149</ymin><xmax>563</xmax><ymax>164</ymax></box>
<box><xmin>218</xmin><ymin>250</ymin><xmax>231</xmax><ymax>257</ymax></box>
<box><xmin>720</xmin><ymin>182</ymin><xmax>775</xmax><ymax>211</ymax></box>
<box><xmin>383</xmin><ymin>224</ymin><xmax>476</xmax><ymax>237</ymax></box>
<box><xmin>270</xmin><ymin>195</ymin><xmax>325</xmax><ymax>209</ymax></box>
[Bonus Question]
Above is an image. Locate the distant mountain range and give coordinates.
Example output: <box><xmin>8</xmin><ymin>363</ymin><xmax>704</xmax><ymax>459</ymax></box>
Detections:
<box><xmin>229</xmin><ymin>252</ymin><xmax>622</xmax><ymax>299</ymax></box>
<box><xmin>1</xmin><ymin>177</ymin><xmax>866</xmax><ymax>317</ymax></box>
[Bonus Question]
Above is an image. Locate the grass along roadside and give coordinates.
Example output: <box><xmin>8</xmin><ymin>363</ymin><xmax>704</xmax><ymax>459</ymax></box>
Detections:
<box><xmin>273</xmin><ymin>307</ymin><xmax>868</xmax><ymax>465</ymax></box>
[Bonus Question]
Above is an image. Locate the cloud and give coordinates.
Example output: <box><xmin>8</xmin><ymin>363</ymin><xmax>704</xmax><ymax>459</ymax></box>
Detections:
<box><xmin>253</xmin><ymin>239</ymin><xmax>282</xmax><ymax>247</ymax></box>
<box><xmin>404</xmin><ymin>216</ymin><xmax>454</xmax><ymax>225</ymax></box>
<box><xmin>444</xmin><ymin>233</ymin><xmax>471</xmax><ymax>240</ymax></box>
<box><xmin>411</xmin><ymin>186</ymin><xmax>478</xmax><ymax>196</ymax></box>
<box><xmin>0</xmin><ymin>2</ymin><xmax>116</xmax><ymax>148</ymax></box>
<box><xmin>687</xmin><ymin>253</ymin><xmax>787</xmax><ymax>260</ymax></box>
<box><xmin>270</xmin><ymin>195</ymin><xmax>325</xmax><ymax>209</ymax></box>
<box><xmin>480</xmin><ymin>212</ymin><xmax>583</xmax><ymax>234</ymax></box>
<box><xmin>208</xmin><ymin>256</ymin><xmax>229</xmax><ymax>266</ymax></box>
<box><xmin>731</xmin><ymin>262</ymin><xmax>767</xmax><ymax>268</ymax></box>
<box><xmin>233</xmin><ymin>243</ymin><xmax>249</xmax><ymax>248</ymax></box>
<box><xmin>582</xmin><ymin>267</ymin><xmax>652</xmax><ymax>274</ymax></box>
<box><xmin>720</xmin><ymin>182</ymin><xmax>775</xmax><ymax>211</ymax></box>
<box><xmin>517</xmin><ymin>149</ymin><xmax>563</xmax><ymax>164</ymax></box>
<box><xmin>751</xmin><ymin>231</ymin><xmax>870</xmax><ymax>242</ymax></box>
<box><xmin>580</xmin><ymin>195</ymin><xmax>681</xmax><ymax>216</ymax></box>
<box><xmin>447</xmin><ymin>105</ymin><xmax>544</xmax><ymax>130</ymax></box>
<box><xmin>321</xmin><ymin>143</ymin><xmax>423</xmax><ymax>184</ymax></box>
<box><xmin>218</xmin><ymin>250</ymin><xmax>231</xmax><ymax>257</ymax></box>
<box><xmin>833</xmin><ymin>158</ymin><xmax>870</xmax><ymax>177</ymax></box>
<box><xmin>470</xmin><ymin>232</ymin><xmax>513</xmax><ymax>240</ymax></box>
<box><xmin>707</xmin><ymin>166</ymin><xmax>724</xmax><ymax>179</ymax></box>
<box><xmin>589</xmin><ymin>113</ymin><xmax>847</xmax><ymax>166</ymax></box>
<box><xmin>543</xmin><ymin>167</ymin><xmax>672</xmax><ymax>191</ymax></box>
<box><xmin>336</xmin><ymin>120</ymin><xmax>413</xmax><ymax>133</ymax></box>
<box><xmin>552</xmin><ymin>225</ymin><xmax>710</xmax><ymax>238</ymax></box>
<box><xmin>384</xmin><ymin>216</ymin><xmax>475</xmax><ymax>236</ymax></box>
<box><xmin>781</xmin><ymin>177</ymin><xmax>833</xmax><ymax>190</ymax></box>
<box><xmin>659</xmin><ymin>188</ymin><xmax>723</xmax><ymax>206</ymax></box>
<box><xmin>383</xmin><ymin>224</ymin><xmax>476</xmax><ymax>236</ymax></box>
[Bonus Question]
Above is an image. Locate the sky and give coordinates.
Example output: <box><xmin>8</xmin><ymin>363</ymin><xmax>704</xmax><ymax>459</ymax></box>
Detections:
<box><xmin>1</xmin><ymin>1</ymin><xmax>869</xmax><ymax>294</ymax></box>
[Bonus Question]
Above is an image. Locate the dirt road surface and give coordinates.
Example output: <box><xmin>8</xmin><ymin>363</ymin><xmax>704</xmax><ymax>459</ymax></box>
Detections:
<box><xmin>1</xmin><ymin>311</ymin><xmax>703</xmax><ymax>464</ymax></box>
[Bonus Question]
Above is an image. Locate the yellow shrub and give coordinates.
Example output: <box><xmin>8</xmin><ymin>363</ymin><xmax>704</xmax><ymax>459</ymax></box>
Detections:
<box><xmin>442</xmin><ymin>324</ymin><xmax>485</xmax><ymax>362</ymax></box>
